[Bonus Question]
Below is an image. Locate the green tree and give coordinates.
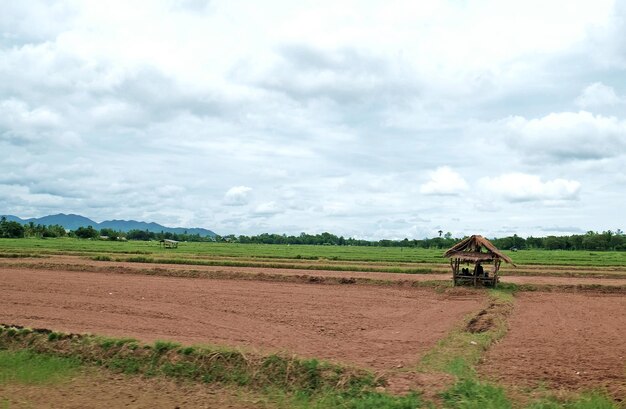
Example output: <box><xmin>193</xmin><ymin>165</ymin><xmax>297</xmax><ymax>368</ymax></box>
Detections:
<box><xmin>74</xmin><ymin>226</ymin><xmax>99</xmax><ymax>239</ymax></box>
<box><xmin>0</xmin><ymin>217</ymin><xmax>25</xmax><ymax>238</ymax></box>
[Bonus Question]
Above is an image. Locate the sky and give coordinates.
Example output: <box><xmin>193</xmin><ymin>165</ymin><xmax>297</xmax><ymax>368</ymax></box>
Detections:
<box><xmin>1</xmin><ymin>0</ymin><xmax>625</xmax><ymax>239</ymax></box>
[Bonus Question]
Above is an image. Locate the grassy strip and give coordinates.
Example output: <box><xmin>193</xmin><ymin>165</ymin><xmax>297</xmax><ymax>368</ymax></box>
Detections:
<box><xmin>417</xmin><ymin>291</ymin><xmax>620</xmax><ymax>409</ymax></box>
<box><xmin>414</xmin><ymin>291</ymin><xmax>518</xmax><ymax>408</ymax></box>
<box><xmin>440</xmin><ymin>379</ymin><xmax>620</xmax><ymax>409</ymax></box>
<box><xmin>524</xmin><ymin>393</ymin><xmax>620</xmax><ymax>409</ymax></box>
<box><xmin>0</xmin><ymin>325</ymin><xmax>422</xmax><ymax>409</ymax></box>
<box><xmin>496</xmin><ymin>282</ymin><xmax>626</xmax><ymax>294</ymax></box>
<box><xmin>0</xmin><ymin>349</ymin><xmax>79</xmax><ymax>385</ymax></box>
<box><xmin>417</xmin><ymin>290</ymin><xmax>514</xmax><ymax>378</ymax></box>
<box><xmin>0</xmin><ymin>325</ymin><xmax>374</xmax><ymax>392</ymax></box>
<box><xmin>0</xmin><ymin>252</ymin><xmax>45</xmax><ymax>259</ymax></box>
<box><xmin>110</xmin><ymin>255</ymin><xmax>437</xmax><ymax>274</ymax></box>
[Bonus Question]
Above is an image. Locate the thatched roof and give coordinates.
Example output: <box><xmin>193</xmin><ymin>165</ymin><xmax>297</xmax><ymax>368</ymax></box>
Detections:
<box><xmin>443</xmin><ymin>235</ymin><xmax>515</xmax><ymax>266</ymax></box>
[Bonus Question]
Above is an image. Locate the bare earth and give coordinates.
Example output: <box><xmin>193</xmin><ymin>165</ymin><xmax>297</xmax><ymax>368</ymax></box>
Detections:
<box><xmin>480</xmin><ymin>292</ymin><xmax>626</xmax><ymax>400</ymax></box>
<box><xmin>0</xmin><ymin>266</ymin><xmax>483</xmax><ymax>370</ymax></box>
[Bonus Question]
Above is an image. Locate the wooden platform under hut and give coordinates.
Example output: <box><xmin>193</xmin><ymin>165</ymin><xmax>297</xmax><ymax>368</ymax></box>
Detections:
<box><xmin>443</xmin><ymin>235</ymin><xmax>515</xmax><ymax>288</ymax></box>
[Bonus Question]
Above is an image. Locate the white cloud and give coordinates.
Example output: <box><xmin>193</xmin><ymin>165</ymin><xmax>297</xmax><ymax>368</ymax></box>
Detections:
<box><xmin>479</xmin><ymin>173</ymin><xmax>581</xmax><ymax>202</ymax></box>
<box><xmin>420</xmin><ymin>167</ymin><xmax>469</xmax><ymax>196</ymax></box>
<box><xmin>0</xmin><ymin>99</ymin><xmax>61</xmax><ymax>128</ymax></box>
<box><xmin>223</xmin><ymin>186</ymin><xmax>252</xmax><ymax>206</ymax></box>
<box><xmin>500</xmin><ymin>111</ymin><xmax>626</xmax><ymax>161</ymax></box>
<box><xmin>575</xmin><ymin>82</ymin><xmax>623</xmax><ymax>108</ymax></box>
<box><xmin>252</xmin><ymin>201</ymin><xmax>282</xmax><ymax>216</ymax></box>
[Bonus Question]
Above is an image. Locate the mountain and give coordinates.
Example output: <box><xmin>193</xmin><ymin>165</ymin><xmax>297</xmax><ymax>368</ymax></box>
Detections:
<box><xmin>3</xmin><ymin>215</ymin><xmax>25</xmax><ymax>224</ymax></box>
<box><xmin>1</xmin><ymin>213</ymin><xmax>216</xmax><ymax>237</ymax></box>
<box><xmin>30</xmin><ymin>214</ymin><xmax>97</xmax><ymax>231</ymax></box>
<box><xmin>98</xmin><ymin>219</ymin><xmax>216</xmax><ymax>237</ymax></box>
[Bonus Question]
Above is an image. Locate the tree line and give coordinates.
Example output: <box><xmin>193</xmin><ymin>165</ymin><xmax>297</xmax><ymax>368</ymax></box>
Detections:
<box><xmin>0</xmin><ymin>218</ymin><xmax>209</xmax><ymax>242</ymax></box>
<box><xmin>219</xmin><ymin>230</ymin><xmax>626</xmax><ymax>251</ymax></box>
<box><xmin>1</xmin><ymin>217</ymin><xmax>625</xmax><ymax>250</ymax></box>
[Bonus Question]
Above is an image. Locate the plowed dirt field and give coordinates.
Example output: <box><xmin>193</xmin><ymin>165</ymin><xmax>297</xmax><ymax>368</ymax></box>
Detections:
<box><xmin>0</xmin><ymin>266</ymin><xmax>482</xmax><ymax>370</ymax></box>
<box><xmin>2</xmin><ymin>257</ymin><xmax>625</xmax><ymax>401</ymax></box>
<box><xmin>480</xmin><ymin>292</ymin><xmax>626</xmax><ymax>399</ymax></box>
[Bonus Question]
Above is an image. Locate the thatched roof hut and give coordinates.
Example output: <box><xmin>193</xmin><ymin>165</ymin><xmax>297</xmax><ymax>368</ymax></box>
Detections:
<box><xmin>444</xmin><ymin>235</ymin><xmax>515</xmax><ymax>287</ymax></box>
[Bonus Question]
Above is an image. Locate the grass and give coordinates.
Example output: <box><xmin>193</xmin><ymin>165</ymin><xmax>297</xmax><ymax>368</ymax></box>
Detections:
<box><xmin>0</xmin><ymin>325</ymin><xmax>379</xmax><ymax>394</ymax></box>
<box><xmin>0</xmin><ymin>325</ymin><xmax>427</xmax><ymax>408</ymax></box>
<box><xmin>115</xmin><ymin>255</ymin><xmax>438</xmax><ymax>274</ymax></box>
<box><xmin>415</xmin><ymin>290</ymin><xmax>518</xmax><ymax>408</ymax></box>
<box><xmin>524</xmin><ymin>393</ymin><xmax>620</xmax><ymax>409</ymax></box>
<box><xmin>1</xmin><ymin>237</ymin><xmax>626</xmax><ymax>267</ymax></box>
<box><xmin>441</xmin><ymin>377</ymin><xmax>511</xmax><ymax>409</ymax></box>
<box><xmin>417</xmin><ymin>289</ymin><xmax>514</xmax><ymax>378</ymax></box>
<box><xmin>0</xmin><ymin>349</ymin><xmax>79</xmax><ymax>385</ymax></box>
<box><xmin>283</xmin><ymin>390</ymin><xmax>424</xmax><ymax>409</ymax></box>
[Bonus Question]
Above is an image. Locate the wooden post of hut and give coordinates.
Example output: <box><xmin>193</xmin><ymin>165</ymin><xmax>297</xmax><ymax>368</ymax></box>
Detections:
<box><xmin>443</xmin><ymin>235</ymin><xmax>515</xmax><ymax>288</ymax></box>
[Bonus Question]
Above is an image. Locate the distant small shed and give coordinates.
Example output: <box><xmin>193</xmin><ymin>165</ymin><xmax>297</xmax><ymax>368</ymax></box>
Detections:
<box><xmin>159</xmin><ymin>239</ymin><xmax>179</xmax><ymax>249</ymax></box>
<box><xmin>443</xmin><ymin>235</ymin><xmax>515</xmax><ymax>288</ymax></box>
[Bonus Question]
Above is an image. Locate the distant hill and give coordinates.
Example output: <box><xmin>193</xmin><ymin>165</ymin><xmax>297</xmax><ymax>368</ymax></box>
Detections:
<box><xmin>2</xmin><ymin>213</ymin><xmax>216</xmax><ymax>237</ymax></box>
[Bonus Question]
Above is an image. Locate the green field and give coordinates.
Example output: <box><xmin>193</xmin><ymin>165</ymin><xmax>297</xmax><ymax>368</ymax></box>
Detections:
<box><xmin>1</xmin><ymin>237</ymin><xmax>626</xmax><ymax>267</ymax></box>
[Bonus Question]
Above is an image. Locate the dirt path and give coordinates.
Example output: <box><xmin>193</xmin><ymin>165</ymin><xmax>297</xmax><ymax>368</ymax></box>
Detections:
<box><xmin>2</xmin><ymin>255</ymin><xmax>625</xmax><ymax>288</ymax></box>
<box><xmin>0</xmin><ymin>267</ymin><xmax>483</xmax><ymax>370</ymax></box>
<box><xmin>480</xmin><ymin>292</ymin><xmax>626</xmax><ymax>400</ymax></box>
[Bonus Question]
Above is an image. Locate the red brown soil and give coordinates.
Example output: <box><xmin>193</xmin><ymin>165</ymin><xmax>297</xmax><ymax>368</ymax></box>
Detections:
<box><xmin>0</xmin><ymin>368</ymin><xmax>269</xmax><ymax>409</ymax></box>
<box><xmin>0</xmin><ymin>267</ymin><xmax>483</xmax><ymax>370</ymax></box>
<box><xmin>480</xmin><ymin>292</ymin><xmax>626</xmax><ymax>400</ymax></box>
<box><xmin>2</xmin><ymin>255</ymin><xmax>625</xmax><ymax>288</ymax></box>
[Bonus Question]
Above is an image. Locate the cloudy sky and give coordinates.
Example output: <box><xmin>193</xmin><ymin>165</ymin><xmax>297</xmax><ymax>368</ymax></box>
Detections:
<box><xmin>1</xmin><ymin>0</ymin><xmax>625</xmax><ymax>239</ymax></box>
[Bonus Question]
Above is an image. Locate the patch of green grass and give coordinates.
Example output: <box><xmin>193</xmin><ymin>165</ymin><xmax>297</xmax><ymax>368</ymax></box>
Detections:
<box><xmin>418</xmin><ymin>291</ymin><xmax>513</xmax><ymax>377</ymax></box>
<box><xmin>301</xmin><ymin>391</ymin><xmax>424</xmax><ymax>409</ymax></box>
<box><xmin>91</xmin><ymin>255</ymin><xmax>112</xmax><ymax>261</ymax></box>
<box><xmin>441</xmin><ymin>378</ymin><xmax>511</xmax><ymax>409</ymax></box>
<box><xmin>0</xmin><ymin>350</ymin><xmax>80</xmax><ymax>385</ymax></box>
<box><xmin>178</xmin><ymin>346</ymin><xmax>195</xmax><ymax>355</ymax></box>
<box><xmin>418</xmin><ymin>290</ymin><xmax>518</xmax><ymax>407</ymax></box>
<box><xmin>489</xmin><ymin>288</ymin><xmax>516</xmax><ymax>301</ymax></box>
<box><xmin>95</xmin><ymin>336</ymin><xmax>137</xmax><ymax>350</ymax></box>
<box><xmin>153</xmin><ymin>340</ymin><xmax>181</xmax><ymax>353</ymax></box>
<box><xmin>107</xmin><ymin>357</ymin><xmax>142</xmax><ymax>374</ymax></box>
<box><xmin>269</xmin><ymin>388</ymin><xmax>425</xmax><ymax>409</ymax></box>
<box><xmin>0</xmin><ymin>325</ymin><xmax>379</xmax><ymax>395</ymax></box>
<box><xmin>125</xmin><ymin>256</ymin><xmax>154</xmax><ymax>263</ymax></box>
<box><xmin>525</xmin><ymin>392</ymin><xmax>620</xmax><ymax>409</ymax></box>
<box><xmin>47</xmin><ymin>331</ymin><xmax>63</xmax><ymax>341</ymax></box>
